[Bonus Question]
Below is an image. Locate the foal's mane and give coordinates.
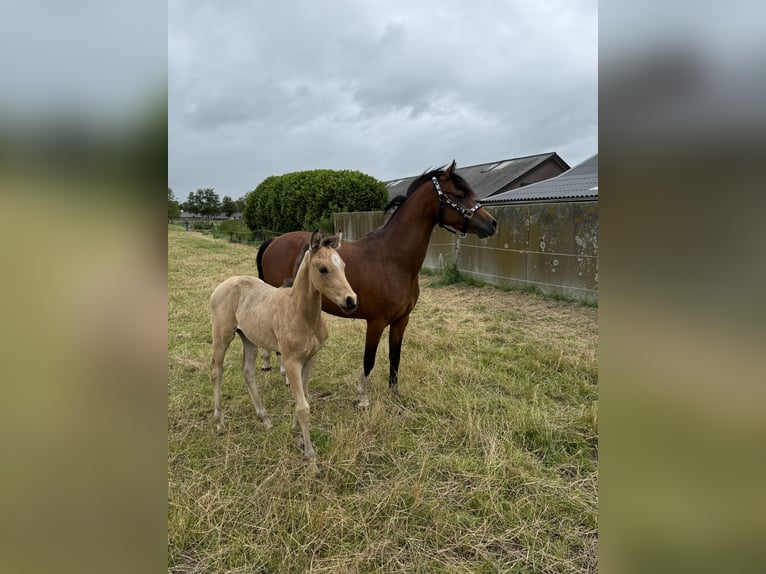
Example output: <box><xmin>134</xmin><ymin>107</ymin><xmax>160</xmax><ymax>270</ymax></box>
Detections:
<box><xmin>372</xmin><ymin>166</ymin><xmax>476</xmax><ymax>234</ymax></box>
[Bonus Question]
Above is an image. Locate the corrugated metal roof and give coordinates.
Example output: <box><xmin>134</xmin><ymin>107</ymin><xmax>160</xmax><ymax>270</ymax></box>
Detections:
<box><xmin>385</xmin><ymin>152</ymin><xmax>569</xmax><ymax>201</ymax></box>
<box><xmin>484</xmin><ymin>154</ymin><xmax>598</xmax><ymax>203</ymax></box>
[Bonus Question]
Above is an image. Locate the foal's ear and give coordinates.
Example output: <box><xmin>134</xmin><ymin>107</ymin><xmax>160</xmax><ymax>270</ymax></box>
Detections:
<box><xmin>444</xmin><ymin>159</ymin><xmax>457</xmax><ymax>179</ymax></box>
<box><xmin>324</xmin><ymin>231</ymin><xmax>342</xmax><ymax>249</ymax></box>
<box><xmin>310</xmin><ymin>229</ymin><xmax>322</xmax><ymax>253</ymax></box>
<box><xmin>319</xmin><ymin>231</ymin><xmax>342</xmax><ymax>249</ymax></box>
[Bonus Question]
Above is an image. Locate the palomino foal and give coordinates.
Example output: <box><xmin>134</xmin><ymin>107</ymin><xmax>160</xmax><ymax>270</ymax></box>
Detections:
<box><xmin>209</xmin><ymin>230</ymin><xmax>357</xmax><ymax>460</ymax></box>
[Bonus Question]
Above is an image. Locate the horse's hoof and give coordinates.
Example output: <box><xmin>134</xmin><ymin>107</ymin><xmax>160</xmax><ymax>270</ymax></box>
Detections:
<box><xmin>357</xmin><ymin>400</ymin><xmax>370</xmax><ymax>409</ymax></box>
<box><xmin>312</xmin><ymin>465</ymin><xmax>324</xmax><ymax>478</ymax></box>
<box><xmin>215</xmin><ymin>424</ymin><xmax>225</xmax><ymax>435</ymax></box>
<box><xmin>261</xmin><ymin>367</ymin><xmax>272</xmax><ymax>372</ymax></box>
<box><xmin>262</xmin><ymin>419</ymin><xmax>273</xmax><ymax>429</ymax></box>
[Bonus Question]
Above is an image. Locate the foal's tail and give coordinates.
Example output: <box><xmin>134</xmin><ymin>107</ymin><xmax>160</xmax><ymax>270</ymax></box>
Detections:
<box><xmin>256</xmin><ymin>237</ymin><xmax>275</xmax><ymax>280</ymax></box>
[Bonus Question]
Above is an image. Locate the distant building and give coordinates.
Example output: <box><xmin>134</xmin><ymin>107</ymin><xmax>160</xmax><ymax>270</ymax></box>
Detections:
<box><xmin>484</xmin><ymin>154</ymin><xmax>598</xmax><ymax>204</ymax></box>
<box><xmin>384</xmin><ymin>152</ymin><xmax>569</xmax><ymax>201</ymax></box>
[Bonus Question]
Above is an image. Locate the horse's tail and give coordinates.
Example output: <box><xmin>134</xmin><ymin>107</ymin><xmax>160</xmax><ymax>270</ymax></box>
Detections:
<box><xmin>256</xmin><ymin>236</ymin><xmax>275</xmax><ymax>280</ymax></box>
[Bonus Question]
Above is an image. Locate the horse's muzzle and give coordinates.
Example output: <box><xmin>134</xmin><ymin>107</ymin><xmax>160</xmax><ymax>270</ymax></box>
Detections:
<box><xmin>340</xmin><ymin>295</ymin><xmax>358</xmax><ymax>314</ymax></box>
<box><xmin>477</xmin><ymin>216</ymin><xmax>498</xmax><ymax>239</ymax></box>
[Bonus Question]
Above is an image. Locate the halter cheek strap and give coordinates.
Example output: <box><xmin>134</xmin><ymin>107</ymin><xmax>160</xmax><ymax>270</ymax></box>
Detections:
<box><xmin>432</xmin><ymin>176</ymin><xmax>482</xmax><ymax>237</ymax></box>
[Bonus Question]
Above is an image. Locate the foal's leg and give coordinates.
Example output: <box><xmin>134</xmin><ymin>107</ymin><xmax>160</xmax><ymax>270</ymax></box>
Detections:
<box><xmin>301</xmin><ymin>354</ymin><xmax>317</xmax><ymax>396</ymax></box>
<box><xmin>357</xmin><ymin>320</ymin><xmax>387</xmax><ymax>408</ymax></box>
<box><xmin>277</xmin><ymin>352</ymin><xmax>288</xmax><ymax>386</ymax></box>
<box><xmin>388</xmin><ymin>314</ymin><xmax>410</xmax><ymax>390</ymax></box>
<box><xmin>284</xmin><ymin>356</ymin><xmax>315</xmax><ymax>460</ymax></box>
<box><xmin>211</xmin><ymin>327</ymin><xmax>236</xmax><ymax>434</ymax></box>
<box><xmin>259</xmin><ymin>349</ymin><xmax>272</xmax><ymax>371</ymax></box>
<box><xmin>238</xmin><ymin>332</ymin><xmax>272</xmax><ymax>429</ymax></box>
<box><xmin>292</xmin><ymin>354</ymin><xmax>317</xmax><ymax>435</ymax></box>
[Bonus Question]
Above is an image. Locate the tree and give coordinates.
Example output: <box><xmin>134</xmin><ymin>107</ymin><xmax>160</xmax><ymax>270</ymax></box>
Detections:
<box><xmin>221</xmin><ymin>195</ymin><xmax>236</xmax><ymax>217</ymax></box>
<box><xmin>244</xmin><ymin>169</ymin><xmax>388</xmax><ymax>234</ymax></box>
<box><xmin>168</xmin><ymin>187</ymin><xmax>180</xmax><ymax>220</ymax></box>
<box><xmin>184</xmin><ymin>190</ymin><xmax>202</xmax><ymax>215</ymax></box>
<box><xmin>234</xmin><ymin>197</ymin><xmax>247</xmax><ymax>214</ymax></box>
<box><xmin>197</xmin><ymin>188</ymin><xmax>221</xmax><ymax>219</ymax></box>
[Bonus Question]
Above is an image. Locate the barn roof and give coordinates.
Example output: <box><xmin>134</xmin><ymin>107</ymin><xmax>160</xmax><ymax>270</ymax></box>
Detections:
<box><xmin>483</xmin><ymin>154</ymin><xmax>598</xmax><ymax>204</ymax></box>
<box><xmin>384</xmin><ymin>152</ymin><xmax>569</xmax><ymax>201</ymax></box>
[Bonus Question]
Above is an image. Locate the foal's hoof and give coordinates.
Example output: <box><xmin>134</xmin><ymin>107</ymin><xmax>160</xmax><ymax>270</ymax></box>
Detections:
<box><xmin>215</xmin><ymin>424</ymin><xmax>226</xmax><ymax>435</ymax></box>
<box><xmin>357</xmin><ymin>399</ymin><xmax>370</xmax><ymax>409</ymax></box>
<box><xmin>262</xmin><ymin>419</ymin><xmax>273</xmax><ymax>430</ymax></box>
<box><xmin>311</xmin><ymin>464</ymin><xmax>324</xmax><ymax>478</ymax></box>
<box><xmin>261</xmin><ymin>367</ymin><xmax>272</xmax><ymax>372</ymax></box>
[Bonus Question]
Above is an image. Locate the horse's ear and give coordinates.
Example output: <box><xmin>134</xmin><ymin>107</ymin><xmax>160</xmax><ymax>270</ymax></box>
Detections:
<box><xmin>310</xmin><ymin>229</ymin><xmax>322</xmax><ymax>252</ymax></box>
<box><xmin>322</xmin><ymin>231</ymin><xmax>342</xmax><ymax>249</ymax></box>
<box><xmin>444</xmin><ymin>160</ymin><xmax>457</xmax><ymax>179</ymax></box>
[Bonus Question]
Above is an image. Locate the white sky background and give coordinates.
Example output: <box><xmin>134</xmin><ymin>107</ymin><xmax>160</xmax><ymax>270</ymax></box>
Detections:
<box><xmin>169</xmin><ymin>0</ymin><xmax>598</xmax><ymax>200</ymax></box>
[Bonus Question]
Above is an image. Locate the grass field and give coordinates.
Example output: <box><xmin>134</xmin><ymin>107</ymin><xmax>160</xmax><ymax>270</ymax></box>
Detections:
<box><xmin>168</xmin><ymin>227</ymin><xmax>598</xmax><ymax>573</ymax></box>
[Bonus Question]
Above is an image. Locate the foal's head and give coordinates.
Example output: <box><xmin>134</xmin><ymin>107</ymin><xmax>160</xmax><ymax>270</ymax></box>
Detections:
<box><xmin>307</xmin><ymin>230</ymin><xmax>358</xmax><ymax>314</ymax></box>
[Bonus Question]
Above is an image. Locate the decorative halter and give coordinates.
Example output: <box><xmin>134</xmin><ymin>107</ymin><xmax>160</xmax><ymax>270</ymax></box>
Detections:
<box><xmin>432</xmin><ymin>176</ymin><xmax>482</xmax><ymax>237</ymax></box>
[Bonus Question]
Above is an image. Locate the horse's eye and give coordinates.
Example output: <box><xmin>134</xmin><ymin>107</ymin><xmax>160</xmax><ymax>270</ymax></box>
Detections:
<box><xmin>319</xmin><ymin>267</ymin><xmax>329</xmax><ymax>274</ymax></box>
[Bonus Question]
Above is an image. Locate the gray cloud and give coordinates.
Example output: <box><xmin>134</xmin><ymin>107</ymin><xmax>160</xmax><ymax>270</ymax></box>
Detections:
<box><xmin>169</xmin><ymin>0</ymin><xmax>597</xmax><ymax>199</ymax></box>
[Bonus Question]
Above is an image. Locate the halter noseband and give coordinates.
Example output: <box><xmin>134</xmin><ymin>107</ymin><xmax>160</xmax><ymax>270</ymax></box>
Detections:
<box><xmin>432</xmin><ymin>176</ymin><xmax>482</xmax><ymax>237</ymax></box>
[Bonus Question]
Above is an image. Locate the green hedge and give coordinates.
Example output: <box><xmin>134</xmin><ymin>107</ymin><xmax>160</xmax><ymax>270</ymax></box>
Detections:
<box><xmin>243</xmin><ymin>169</ymin><xmax>388</xmax><ymax>234</ymax></box>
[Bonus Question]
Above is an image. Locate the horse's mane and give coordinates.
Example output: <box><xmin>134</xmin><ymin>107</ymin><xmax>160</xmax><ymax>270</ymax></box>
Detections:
<box><xmin>290</xmin><ymin>244</ymin><xmax>311</xmax><ymax>281</ymax></box>
<box><xmin>369</xmin><ymin>166</ymin><xmax>476</xmax><ymax>235</ymax></box>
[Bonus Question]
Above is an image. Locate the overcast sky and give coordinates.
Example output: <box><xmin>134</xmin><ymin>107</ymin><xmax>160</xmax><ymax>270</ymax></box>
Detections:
<box><xmin>169</xmin><ymin>0</ymin><xmax>597</xmax><ymax>200</ymax></box>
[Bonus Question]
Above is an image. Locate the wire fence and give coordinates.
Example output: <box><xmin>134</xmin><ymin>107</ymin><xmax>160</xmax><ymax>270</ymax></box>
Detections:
<box><xmin>169</xmin><ymin>219</ymin><xmax>282</xmax><ymax>245</ymax></box>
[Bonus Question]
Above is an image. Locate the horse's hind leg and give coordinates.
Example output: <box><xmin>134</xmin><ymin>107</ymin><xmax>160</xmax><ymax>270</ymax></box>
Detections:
<box><xmin>211</xmin><ymin>326</ymin><xmax>236</xmax><ymax>434</ymax></box>
<box><xmin>239</xmin><ymin>332</ymin><xmax>273</xmax><ymax>429</ymax></box>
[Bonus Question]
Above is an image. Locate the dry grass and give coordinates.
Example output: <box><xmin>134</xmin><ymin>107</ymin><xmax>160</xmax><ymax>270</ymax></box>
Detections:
<box><xmin>168</xmin><ymin>227</ymin><xmax>598</xmax><ymax>573</ymax></box>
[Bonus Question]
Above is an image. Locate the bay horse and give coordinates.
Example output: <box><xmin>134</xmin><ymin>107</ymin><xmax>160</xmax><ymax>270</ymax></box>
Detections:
<box><xmin>256</xmin><ymin>161</ymin><xmax>497</xmax><ymax>407</ymax></box>
<box><xmin>209</xmin><ymin>230</ymin><xmax>357</xmax><ymax>460</ymax></box>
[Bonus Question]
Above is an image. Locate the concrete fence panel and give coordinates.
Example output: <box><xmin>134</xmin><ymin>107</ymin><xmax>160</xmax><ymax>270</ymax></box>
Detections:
<box><xmin>335</xmin><ymin>202</ymin><xmax>598</xmax><ymax>302</ymax></box>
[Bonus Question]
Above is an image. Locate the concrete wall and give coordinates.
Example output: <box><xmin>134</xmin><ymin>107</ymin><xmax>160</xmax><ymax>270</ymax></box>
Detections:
<box><xmin>334</xmin><ymin>211</ymin><xmax>387</xmax><ymax>241</ymax></box>
<box><xmin>335</xmin><ymin>201</ymin><xmax>598</xmax><ymax>302</ymax></box>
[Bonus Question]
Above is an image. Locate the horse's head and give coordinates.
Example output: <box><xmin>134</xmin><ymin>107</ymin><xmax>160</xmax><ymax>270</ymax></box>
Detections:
<box><xmin>431</xmin><ymin>160</ymin><xmax>497</xmax><ymax>238</ymax></box>
<box><xmin>308</xmin><ymin>230</ymin><xmax>358</xmax><ymax>314</ymax></box>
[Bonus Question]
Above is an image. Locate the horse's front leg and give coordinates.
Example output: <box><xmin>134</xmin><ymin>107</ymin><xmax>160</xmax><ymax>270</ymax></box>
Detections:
<box><xmin>291</xmin><ymin>353</ymin><xmax>316</xmax><ymax>435</ymax></box>
<box><xmin>284</xmin><ymin>356</ymin><xmax>315</xmax><ymax>460</ymax></box>
<box><xmin>388</xmin><ymin>314</ymin><xmax>410</xmax><ymax>391</ymax></box>
<box><xmin>358</xmin><ymin>320</ymin><xmax>387</xmax><ymax>408</ymax></box>
<box><xmin>301</xmin><ymin>354</ymin><xmax>317</xmax><ymax>396</ymax></box>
